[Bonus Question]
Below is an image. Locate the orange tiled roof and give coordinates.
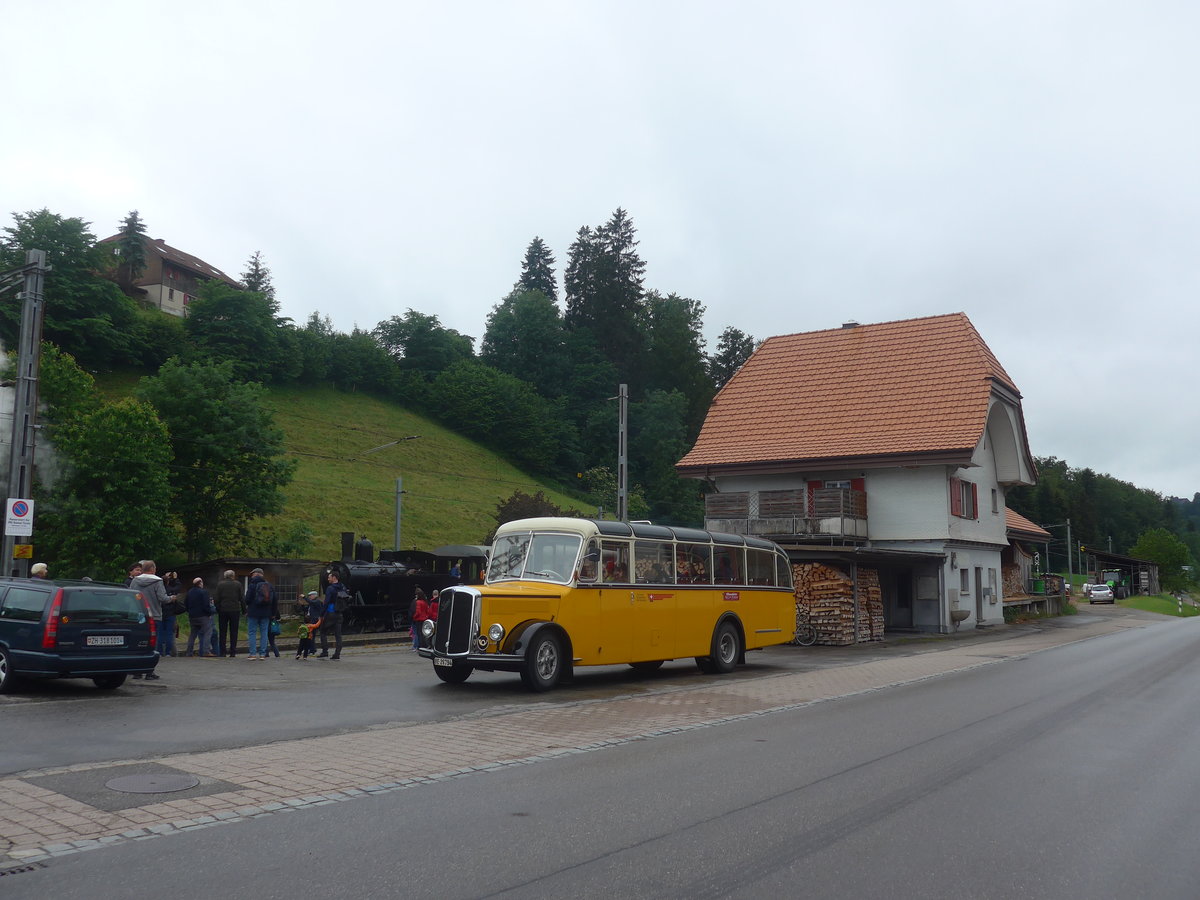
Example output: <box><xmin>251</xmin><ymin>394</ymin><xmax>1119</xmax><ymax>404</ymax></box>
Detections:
<box><xmin>1005</xmin><ymin>509</ymin><xmax>1052</xmax><ymax>540</ymax></box>
<box><xmin>678</xmin><ymin>313</ymin><xmax>1019</xmax><ymax>473</ymax></box>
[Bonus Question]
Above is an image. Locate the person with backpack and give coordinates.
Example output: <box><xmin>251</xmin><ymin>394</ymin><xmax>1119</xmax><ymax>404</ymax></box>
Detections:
<box><xmin>244</xmin><ymin>567</ymin><xmax>274</xmax><ymax>660</ymax></box>
<box><xmin>317</xmin><ymin>570</ymin><xmax>346</xmax><ymax>660</ymax></box>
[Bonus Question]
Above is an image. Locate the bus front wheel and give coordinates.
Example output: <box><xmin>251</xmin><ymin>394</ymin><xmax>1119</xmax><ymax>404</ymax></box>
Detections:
<box><xmin>522</xmin><ymin>632</ymin><xmax>564</xmax><ymax>692</ymax></box>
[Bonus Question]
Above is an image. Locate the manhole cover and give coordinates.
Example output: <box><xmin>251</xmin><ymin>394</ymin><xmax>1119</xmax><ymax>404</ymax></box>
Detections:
<box><xmin>105</xmin><ymin>773</ymin><xmax>200</xmax><ymax>794</ymax></box>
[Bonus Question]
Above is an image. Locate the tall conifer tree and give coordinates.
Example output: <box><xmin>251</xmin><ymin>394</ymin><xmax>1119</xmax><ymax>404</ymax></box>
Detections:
<box><xmin>515</xmin><ymin>236</ymin><xmax>557</xmax><ymax>302</ymax></box>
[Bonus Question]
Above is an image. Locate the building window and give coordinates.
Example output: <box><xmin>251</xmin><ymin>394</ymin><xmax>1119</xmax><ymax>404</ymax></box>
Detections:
<box><xmin>991</xmin><ymin>489</ymin><xmax>999</xmax><ymax>514</ymax></box>
<box><xmin>824</xmin><ymin>480</ymin><xmax>851</xmax><ymax>490</ymax></box>
<box><xmin>989</xmin><ymin>569</ymin><xmax>998</xmax><ymax>604</ymax></box>
<box><xmin>950</xmin><ymin>477</ymin><xmax>978</xmax><ymax>519</ymax></box>
<box><xmin>960</xmin><ymin>568</ymin><xmax>970</xmax><ymax>594</ymax></box>
<box><xmin>168</xmin><ymin>288</ymin><xmax>174</xmax><ymax>300</ymax></box>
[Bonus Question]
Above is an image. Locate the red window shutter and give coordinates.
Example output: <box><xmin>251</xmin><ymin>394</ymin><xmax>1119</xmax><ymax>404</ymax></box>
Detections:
<box><xmin>850</xmin><ymin>477</ymin><xmax>864</xmax><ymax>492</ymax></box>
<box><xmin>950</xmin><ymin>477</ymin><xmax>962</xmax><ymax>517</ymax></box>
<box><xmin>971</xmin><ymin>482</ymin><xmax>979</xmax><ymax>520</ymax></box>
<box><xmin>806</xmin><ymin>481</ymin><xmax>818</xmax><ymax>517</ymax></box>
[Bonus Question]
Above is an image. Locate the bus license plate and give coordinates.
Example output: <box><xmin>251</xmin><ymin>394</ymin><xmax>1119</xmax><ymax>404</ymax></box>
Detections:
<box><xmin>433</xmin><ymin>657</ymin><xmax>453</xmax><ymax>667</ymax></box>
<box><xmin>87</xmin><ymin>635</ymin><xmax>124</xmax><ymax>647</ymax></box>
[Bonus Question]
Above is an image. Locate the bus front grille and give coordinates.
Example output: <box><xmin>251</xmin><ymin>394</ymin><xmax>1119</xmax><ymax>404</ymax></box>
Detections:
<box><xmin>433</xmin><ymin>588</ymin><xmax>477</xmax><ymax>654</ymax></box>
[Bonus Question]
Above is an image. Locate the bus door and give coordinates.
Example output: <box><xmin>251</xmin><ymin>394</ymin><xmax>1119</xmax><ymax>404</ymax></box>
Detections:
<box><xmin>633</xmin><ymin>540</ymin><xmax>677</xmax><ymax>661</ymax></box>
<box><xmin>594</xmin><ymin>540</ymin><xmax>633</xmax><ymax>663</ymax></box>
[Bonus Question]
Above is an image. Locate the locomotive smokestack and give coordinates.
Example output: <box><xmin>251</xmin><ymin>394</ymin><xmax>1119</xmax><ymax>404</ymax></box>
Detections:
<box><xmin>340</xmin><ymin>531</ymin><xmax>354</xmax><ymax>562</ymax></box>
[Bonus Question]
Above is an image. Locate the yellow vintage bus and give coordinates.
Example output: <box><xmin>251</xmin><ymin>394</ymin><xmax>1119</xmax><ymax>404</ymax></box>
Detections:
<box><xmin>418</xmin><ymin>517</ymin><xmax>795</xmax><ymax>691</ymax></box>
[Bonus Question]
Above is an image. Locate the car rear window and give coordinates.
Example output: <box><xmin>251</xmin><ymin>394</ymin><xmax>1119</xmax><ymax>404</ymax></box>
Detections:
<box><xmin>61</xmin><ymin>589</ymin><xmax>145</xmax><ymax>624</ymax></box>
<box><xmin>0</xmin><ymin>586</ymin><xmax>49</xmax><ymax>622</ymax></box>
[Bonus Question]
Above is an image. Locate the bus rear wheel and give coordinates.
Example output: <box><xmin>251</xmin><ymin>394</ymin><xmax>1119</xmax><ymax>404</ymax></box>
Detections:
<box><xmin>709</xmin><ymin>620</ymin><xmax>741</xmax><ymax>674</ymax></box>
<box><xmin>433</xmin><ymin>663</ymin><xmax>473</xmax><ymax>684</ymax></box>
<box><xmin>522</xmin><ymin>632</ymin><xmax>564</xmax><ymax>692</ymax></box>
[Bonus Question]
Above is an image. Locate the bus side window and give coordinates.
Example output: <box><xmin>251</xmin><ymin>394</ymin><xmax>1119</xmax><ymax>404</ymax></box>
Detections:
<box><xmin>714</xmin><ymin>547</ymin><xmax>744</xmax><ymax>584</ymax></box>
<box><xmin>677</xmin><ymin>544</ymin><xmax>711</xmax><ymax>584</ymax></box>
<box><xmin>603</xmin><ymin>541</ymin><xmax>630</xmax><ymax>583</ymax></box>
<box><xmin>634</xmin><ymin>540</ymin><xmax>672</xmax><ymax>584</ymax></box>
<box><xmin>747</xmin><ymin>549</ymin><xmax>775</xmax><ymax>586</ymax></box>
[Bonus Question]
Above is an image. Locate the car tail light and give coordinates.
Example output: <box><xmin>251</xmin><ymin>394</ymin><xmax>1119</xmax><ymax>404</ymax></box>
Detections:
<box><xmin>42</xmin><ymin>588</ymin><xmax>65</xmax><ymax>649</ymax></box>
<box><xmin>140</xmin><ymin>592</ymin><xmax>157</xmax><ymax>646</ymax></box>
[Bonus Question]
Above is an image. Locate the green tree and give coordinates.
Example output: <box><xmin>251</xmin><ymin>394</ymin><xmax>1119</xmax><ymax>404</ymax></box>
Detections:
<box><xmin>515</xmin><ymin>236</ymin><xmax>558</xmax><ymax>302</ymax></box>
<box><xmin>639</xmin><ymin>291</ymin><xmax>714</xmax><ymax>436</ymax></box>
<box><xmin>631</xmin><ymin>389</ymin><xmax>704</xmax><ymax>525</ymax></box>
<box><xmin>37</xmin><ymin>394</ymin><xmax>176</xmax><ymax>580</ymax></box>
<box><xmin>564</xmin><ymin>209</ymin><xmax>647</xmax><ymax>381</ymax></box>
<box><xmin>240</xmin><ymin>250</ymin><xmax>277</xmax><ymax>309</ymax></box>
<box><xmin>480</xmin><ymin>289</ymin><xmax>565</xmax><ymax>398</ymax></box>
<box><xmin>373</xmin><ymin>310</ymin><xmax>474</xmax><ymax>379</ymax></box>
<box><xmin>183</xmin><ymin>280</ymin><xmax>282</xmax><ymax>382</ymax></box>
<box><xmin>708</xmin><ymin>326</ymin><xmax>758</xmax><ymax>389</ymax></box>
<box><xmin>38</xmin><ymin>343</ymin><xmax>102</xmax><ymax>425</ymax></box>
<box><xmin>115</xmin><ymin>210</ymin><xmax>148</xmax><ymax>288</ymax></box>
<box><xmin>430</xmin><ymin>359</ymin><xmax>574</xmax><ymax>472</ymax></box>
<box><xmin>135</xmin><ymin>359</ymin><xmax>296</xmax><ymax>560</ymax></box>
<box><xmin>579</xmin><ymin>466</ymin><xmax>649</xmax><ymax>521</ymax></box>
<box><xmin>1128</xmin><ymin>528</ymin><xmax>1194</xmax><ymax>591</ymax></box>
<box><xmin>0</xmin><ymin>209</ymin><xmax>138</xmax><ymax>369</ymax></box>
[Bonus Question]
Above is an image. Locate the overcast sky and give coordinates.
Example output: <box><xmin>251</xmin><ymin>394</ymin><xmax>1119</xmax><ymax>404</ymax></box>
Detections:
<box><xmin>4</xmin><ymin>1</ymin><xmax>1197</xmax><ymax>498</ymax></box>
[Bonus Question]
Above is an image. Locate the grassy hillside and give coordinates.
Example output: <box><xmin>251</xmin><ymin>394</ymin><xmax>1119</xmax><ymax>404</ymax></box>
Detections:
<box><xmin>265</xmin><ymin>386</ymin><xmax>588</xmax><ymax>557</ymax></box>
<box><xmin>95</xmin><ymin>374</ymin><xmax>592</xmax><ymax>558</ymax></box>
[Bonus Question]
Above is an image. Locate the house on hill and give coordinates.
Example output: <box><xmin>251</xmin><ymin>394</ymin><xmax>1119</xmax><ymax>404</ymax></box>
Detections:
<box><xmin>98</xmin><ymin>233</ymin><xmax>240</xmax><ymax>317</ymax></box>
<box><xmin>676</xmin><ymin>313</ymin><xmax>1038</xmax><ymax>637</ymax></box>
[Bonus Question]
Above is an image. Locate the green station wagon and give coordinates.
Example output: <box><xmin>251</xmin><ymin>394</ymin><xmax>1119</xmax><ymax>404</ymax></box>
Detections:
<box><xmin>0</xmin><ymin>578</ymin><xmax>159</xmax><ymax>692</ymax></box>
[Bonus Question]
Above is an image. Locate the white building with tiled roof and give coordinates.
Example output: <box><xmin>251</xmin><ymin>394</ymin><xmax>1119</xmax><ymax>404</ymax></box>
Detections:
<box><xmin>676</xmin><ymin>313</ymin><xmax>1038</xmax><ymax>635</ymax></box>
<box><xmin>99</xmin><ymin>234</ymin><xmax>240</xmax><ymax>317</ymax></box>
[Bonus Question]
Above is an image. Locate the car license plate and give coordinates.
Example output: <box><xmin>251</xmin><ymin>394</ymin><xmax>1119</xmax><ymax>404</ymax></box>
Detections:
<box><xmin>87</xmin><ymin>635</ymin><xmax>124</xmax><ymax>647</ymax></box>
<box><xmin>433</xmin><ymin>657</ymin><xmax>454</xmax><ymax>667</ymax></box>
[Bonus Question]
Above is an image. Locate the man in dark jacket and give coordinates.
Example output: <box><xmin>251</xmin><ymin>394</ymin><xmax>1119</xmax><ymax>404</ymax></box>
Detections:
<box><xmin>317</xmin><ymin>571</ymin><xmax>344</xmax><ymax>660</ymax></box>
<box><xmin>244</xmin><ymin>568</ymin><xmax>274</xmax><ymax>660</ymax></box>
<box><xmin>214</xmin><ymin>570</ymin><xmax>244</xmax><ymax>657</ymax></box>
<box><xmin>184</xmin><ymin>577</ymin><xmax>218</xmax><ymax>658</ymax></box>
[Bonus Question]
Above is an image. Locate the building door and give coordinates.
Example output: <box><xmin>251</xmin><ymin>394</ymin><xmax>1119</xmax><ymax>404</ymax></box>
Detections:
<box><xmin>886</xmin><ymin>569</ymin><xmax>914</xmax><ymax>629</ymax></box>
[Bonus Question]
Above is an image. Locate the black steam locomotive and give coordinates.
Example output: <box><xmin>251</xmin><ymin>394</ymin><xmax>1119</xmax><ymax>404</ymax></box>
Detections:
<box><xmin>323</xmin><ymin>532</ymin><xmax>488</xmax><ymax>633</ymax></box>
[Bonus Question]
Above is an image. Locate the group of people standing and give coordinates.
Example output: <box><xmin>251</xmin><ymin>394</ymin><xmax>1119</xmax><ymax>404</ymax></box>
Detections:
<box><xmin>120</xmin><ymin>563</ymin><xmax>346</xmax><ymax>670</ymax></box>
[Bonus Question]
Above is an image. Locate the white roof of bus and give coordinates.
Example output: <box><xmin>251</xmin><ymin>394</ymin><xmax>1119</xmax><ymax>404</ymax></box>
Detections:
<box><xmin>493</xmin><ymin>518</ymin><xmax>599</xmax><ymax>537</ymax></box>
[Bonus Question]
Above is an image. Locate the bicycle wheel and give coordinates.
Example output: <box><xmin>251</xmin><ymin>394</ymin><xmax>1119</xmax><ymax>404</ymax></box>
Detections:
<box><xmin>792</xmin><ymin>624</ymin><xmax>818</xmax><ymax>647</ymax></box>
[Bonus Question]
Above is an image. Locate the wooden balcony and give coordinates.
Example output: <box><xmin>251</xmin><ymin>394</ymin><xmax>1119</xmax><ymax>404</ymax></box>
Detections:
<box><xmin>704</xmin><ymin>488</ymin><xmax>868</xmax><ymax>543</ymax></box>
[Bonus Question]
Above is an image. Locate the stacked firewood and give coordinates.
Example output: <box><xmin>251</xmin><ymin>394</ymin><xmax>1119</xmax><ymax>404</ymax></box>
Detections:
<box><xmin>792</xmin><ymin>562</ymin><xmax>884</xmax><ymax>645</ymax></box>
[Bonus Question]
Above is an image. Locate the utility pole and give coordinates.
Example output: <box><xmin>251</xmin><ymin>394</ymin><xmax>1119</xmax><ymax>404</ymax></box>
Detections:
<box><xmin>616</xmin><ymin>384</ymin><xmax>628</xmax><ymax>521</ymax></box>
<box><xmin>2</xmin><ymin>250</ymin><xmax>48</xmax><ymax>577</ymax></box>
<box><xmin>394</xmin><ymin>476</ymin><xmax>404</xmax><ymax>551</ymax></box>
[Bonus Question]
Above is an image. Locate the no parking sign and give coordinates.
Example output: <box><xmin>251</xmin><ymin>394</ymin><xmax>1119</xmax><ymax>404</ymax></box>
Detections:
<box><xmin>6</xmin><ymin>498</ymin><xmax>34</xmax><ymax>536</ymax></box>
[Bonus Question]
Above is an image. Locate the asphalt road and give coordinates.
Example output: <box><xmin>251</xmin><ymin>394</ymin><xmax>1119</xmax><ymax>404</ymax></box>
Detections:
<box><xmin>8</xmin><ymin>610</ymin><xmax>1200</xmax><ymax>899</ymax></box>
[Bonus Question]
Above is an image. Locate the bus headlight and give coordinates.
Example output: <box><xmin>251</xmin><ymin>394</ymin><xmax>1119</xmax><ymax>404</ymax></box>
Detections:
<box><xmin>421</xmin><ymin>620</ymin><xmax>435</xmax><ymax>639</ymax></box>
<box><xmin>487</xmin><ymin>623</ymin><xmax>505</xmax><ymax>643</ymax></box>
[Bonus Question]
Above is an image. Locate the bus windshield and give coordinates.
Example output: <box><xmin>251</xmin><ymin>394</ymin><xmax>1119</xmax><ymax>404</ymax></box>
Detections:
<box><xmin>487</xmin><ymin>532</ymin><xmax>583</xmax><ymax>585</ymax></box>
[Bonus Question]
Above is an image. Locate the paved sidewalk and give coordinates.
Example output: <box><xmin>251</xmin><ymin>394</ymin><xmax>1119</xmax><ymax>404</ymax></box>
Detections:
<box><xmin>0</xmin><ymin>611</ymin><xmax>1143</xmax><ymax>868</ymax></box>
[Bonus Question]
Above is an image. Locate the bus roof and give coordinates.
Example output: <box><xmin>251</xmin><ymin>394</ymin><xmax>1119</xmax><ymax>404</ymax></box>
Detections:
<box><xmin>493</xmin><ymin>518</ymin><xmax>784</xmax><ymax>553</ymax></box>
